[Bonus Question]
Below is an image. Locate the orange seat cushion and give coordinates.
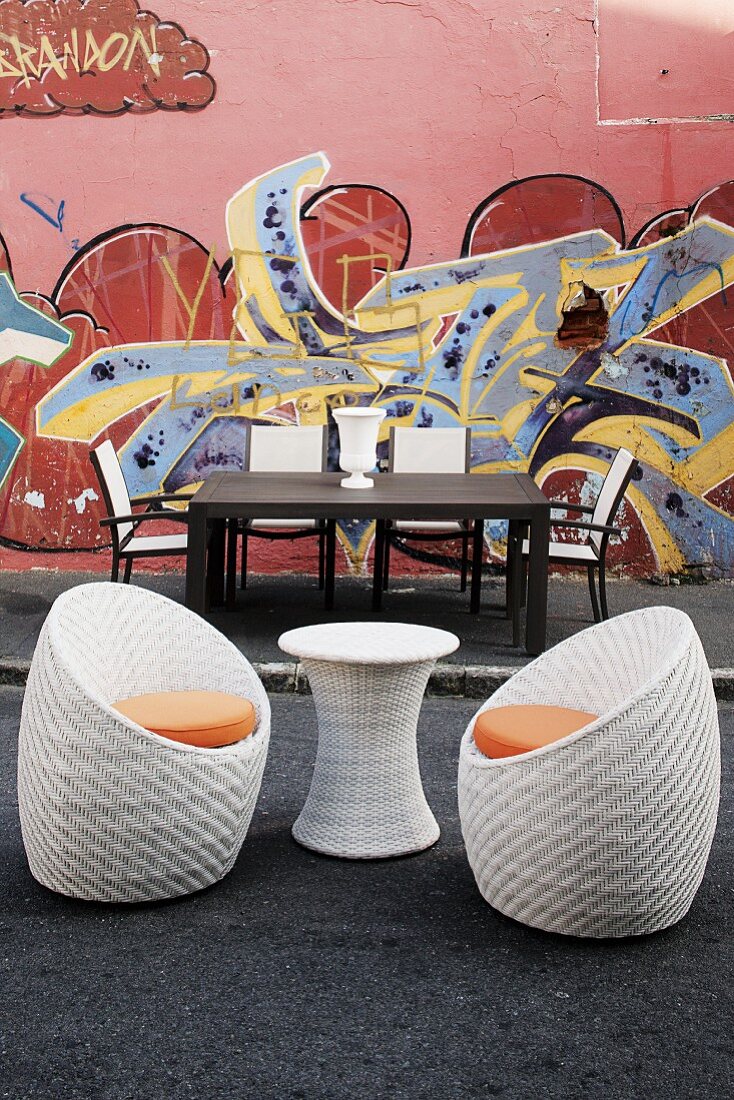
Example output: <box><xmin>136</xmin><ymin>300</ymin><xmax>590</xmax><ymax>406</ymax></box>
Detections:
<box><xmin>112</xmin><ymin>690</ymin><xmax>257</xmax><ymax>748</ymax></box>
<box><xmin>473</xmin><ymin>704</ymin><xmax>598</xmax><ymax>759</ymax></box>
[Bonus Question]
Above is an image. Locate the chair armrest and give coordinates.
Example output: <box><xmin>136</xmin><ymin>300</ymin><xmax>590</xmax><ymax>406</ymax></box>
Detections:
<box><xmin>551</xmin><ymin>518</ymin><xmax>621</xmax><ymax>536</ymax></box>
<box><xmin>99</xmin><ymin>512</ymin><xmax>189</xmax><ymax>528</ymax></box>
<box><xmin>135</xmin><ymin>493</ymin><xmax>194</xmax><ymax>506</ymax></box>
<box><xmin>548</xmin><ymin>499</ymin><xmax>595</xmax><ymax>515</ymax></box>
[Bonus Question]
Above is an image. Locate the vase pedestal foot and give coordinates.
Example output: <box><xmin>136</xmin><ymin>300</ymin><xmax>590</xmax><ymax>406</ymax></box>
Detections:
<box><xmin>340</xmin><ymin>472</ymin><xmax>374</xmax><ymax>490</ymax></box>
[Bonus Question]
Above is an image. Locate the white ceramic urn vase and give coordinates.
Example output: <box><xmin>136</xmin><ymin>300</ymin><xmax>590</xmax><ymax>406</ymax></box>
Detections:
<box><xmin>333</xmin><ymin>407</ymin><xmax>386</xmax><ymax>489</ymax></box>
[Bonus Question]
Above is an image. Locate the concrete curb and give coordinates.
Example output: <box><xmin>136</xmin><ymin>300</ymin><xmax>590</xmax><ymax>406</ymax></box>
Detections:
<box><xmin>0</xmin><ymin>660</ymin><xmax>30</xmax><ymax>686</ymax></box>
<box><xmin>2</xmin><ymin>657</ymin><xmax>733</xmax><ymax>701</ymax></box>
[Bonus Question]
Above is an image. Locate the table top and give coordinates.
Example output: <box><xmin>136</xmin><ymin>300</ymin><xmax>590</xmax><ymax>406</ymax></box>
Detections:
<box><xmin>190</xmin><ymin>471</ymin><xmax>550</xmax><ymax>521</ymax></box>
<box><xmin>278</xmin><ymin>622</ymin><xmax>461</xmax><ymax>664</ymax></box>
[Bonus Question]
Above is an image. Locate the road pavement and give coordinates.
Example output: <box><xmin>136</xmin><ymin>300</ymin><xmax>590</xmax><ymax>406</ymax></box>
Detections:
<box><xmin>1</xmin><ymin>688</ymin><xmax>732</xmax><ymax>1100</ymax></box>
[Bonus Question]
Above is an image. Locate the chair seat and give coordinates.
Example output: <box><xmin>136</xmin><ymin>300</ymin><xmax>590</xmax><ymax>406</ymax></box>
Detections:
<box><xmin>123</xmin><ymin>532</ymin><xmax>188</xmax><ymax>554</ymax></box>
<box><xmin>247</xmin><ymin>518</ymin><xmax>320</xmax><ymax>530</ymax></box>
<box><xmin>521</xmin><ymin>538</ymin><xmax>599</xmax><ymax>563</ymax></box>
<box><xmin>392</xmin><ymin>520</ymin><xmax>467</xmax><ymax>534</ymax></box>
<box><xmin>112</xmin><ymin>689</ymin><xmax>257</xmax><ymax>748</ymax></box>
<box><xmin>473</xmin><ymin>704</ymin><xmax>599</xmax><ymax>759</ymax></box>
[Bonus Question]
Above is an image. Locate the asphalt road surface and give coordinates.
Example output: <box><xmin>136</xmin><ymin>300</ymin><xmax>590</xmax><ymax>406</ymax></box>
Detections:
<box><xmin>1</xmin><ymin>689</ymin><xmax>732</xmax><ymax>1100</ymax></box>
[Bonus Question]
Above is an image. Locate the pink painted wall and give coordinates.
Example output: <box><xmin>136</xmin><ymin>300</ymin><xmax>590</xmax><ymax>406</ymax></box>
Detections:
<box><xmin>1</xmin><ymin>0</ymin><xmax>733</xmax><ymax>579</ymax></box>
<box><xmin>598</xmin><ymin>0</ymin><xmax>734</xmax><ymax>123</ymax></box>
<box><xmin>3</xmin><ymin>0</ymin><xmax>733</xmax><ymax>293</ymax></box>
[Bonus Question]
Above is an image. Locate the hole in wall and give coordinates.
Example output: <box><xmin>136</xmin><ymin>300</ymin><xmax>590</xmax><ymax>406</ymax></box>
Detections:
<box><xmin>555</xmin><ymin>283</ymin><xmax>609</xmax><ymax>350</ymax></box>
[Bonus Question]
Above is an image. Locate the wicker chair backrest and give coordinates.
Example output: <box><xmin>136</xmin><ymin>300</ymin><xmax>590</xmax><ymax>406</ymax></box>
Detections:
<box><xmin>45</xmin><ymin>582</ymin><xmax>268</xmax><ymax>723</ymax></box>
<box><xmin>485</xmin><ymin>605</ymin><xmax>698</xmax><ymax>723</ymax></box>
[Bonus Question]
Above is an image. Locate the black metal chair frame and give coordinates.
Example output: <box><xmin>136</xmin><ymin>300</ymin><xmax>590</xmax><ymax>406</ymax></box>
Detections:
<box><xmin>507</xmin><ymin>454</ymin><xmax>638</xmax><ymax>643</ymax></box>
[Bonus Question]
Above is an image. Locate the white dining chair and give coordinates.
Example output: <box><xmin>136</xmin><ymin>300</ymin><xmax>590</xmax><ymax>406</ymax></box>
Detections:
<box><xmin>227</xmin><ymin>424</ymin><xmax>330</xmax><ymax>607</ymax></box>
<box><xmin>508</xmin><ymin>447</ymin><xmax>638</xmax><ymax>636</ymax></box>
<box><xmin>90</xmin><ymin>439</ymin><xmax>191</xmax><ymax>583</ymax></box>
<box><xmin>375</xmin><ymin>426</ymin><xmax>475</xmax><ymax>605</ymax></box>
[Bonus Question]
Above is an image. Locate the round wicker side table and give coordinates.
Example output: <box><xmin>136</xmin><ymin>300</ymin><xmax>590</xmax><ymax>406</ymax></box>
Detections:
<box><xmin>279</xmin><ymin>621</ymin><xmax>459</xmax><ymax>859</ymax></box>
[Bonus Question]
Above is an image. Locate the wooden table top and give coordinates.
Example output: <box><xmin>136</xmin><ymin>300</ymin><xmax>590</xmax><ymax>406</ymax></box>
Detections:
<box><xmin>190</xmin><ymin>471</ymin><xmax>550</xmax><ymax>521</ymax></box>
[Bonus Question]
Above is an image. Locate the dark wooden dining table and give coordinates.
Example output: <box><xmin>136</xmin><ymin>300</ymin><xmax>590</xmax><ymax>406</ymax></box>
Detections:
<box><xmin>184</xmin><ymin>470</ymin><xmax>551</xmax><ymax>654</ymax></box>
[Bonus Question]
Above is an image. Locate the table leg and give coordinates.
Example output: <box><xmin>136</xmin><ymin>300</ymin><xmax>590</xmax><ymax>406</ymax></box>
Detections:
<box><xmin>372</xmin><ymin>519</ymin><xmax>385</xmax><ymax>612</ymax></box>
<box><xmin>508</xmin><ymin>520</ymin><xmax>527</xmax><ymax>647</ymax></box>
<box><xmin>526</xmin><ymin>507</ymin><xmax>550</xmax><ymax>655</ymax></box>
<box><xmin>506</xmin><ymin>520</ymin><xmax>517</xmax><ymax>620</ymax></box>
<box><xmin>469</xmin><ymin>519</ymin><xmax>484</xmax><ymax>614</ymax></box>
<box><xmin>292</xmin><ymin>658</ymin><xmax>440</xmax><ymax>858</ymax></box>
<box><xmin>225</xmin><ymin>518</ymin><xmax>238</xmax><ymax>610</ymax></box>
<box><xmin>185</xmin><ymin>503</ymin><xmax>208</xmax><ymax>614</ymax></box>
<box><xmin>325</xmin><ymin>519</ymin><xmax>336</xmax><ymax>611</ymax></box>
<box><xmin>208</xmin><ymin>519</ymin><xmax>226</xmax><ymax>609</ymax></box>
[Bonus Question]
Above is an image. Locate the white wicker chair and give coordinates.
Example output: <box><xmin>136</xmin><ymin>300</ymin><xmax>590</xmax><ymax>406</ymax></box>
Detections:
<box><xmin>458</xmin><ymin>607</ymin><xmax>720</xmax><ymax>938</ymax></box>
<box><xmin>17</xmin><ymin>582</ymin><xmax>271</xmax><ymax>903</ymax></box>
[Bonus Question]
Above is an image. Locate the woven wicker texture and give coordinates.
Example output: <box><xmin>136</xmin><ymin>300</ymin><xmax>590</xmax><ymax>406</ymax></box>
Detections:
<box><xmin>281</xmin><ymin>623</ymin><xmax>459</xmax><ymax>859</ymax></box>
<box><xmin>458</xmin><ymin>607</ymin><xmax>720</xmax><ymax>938</ymax></box>
<box><xmin>279</xmin><ymin>621</ymin><xmax>460</xmax><ymax>665</ymax></box>
<box><xmin>17</xmin><ymin>583</ymin><xmax>271</xmax><ymax>903</ymax></box>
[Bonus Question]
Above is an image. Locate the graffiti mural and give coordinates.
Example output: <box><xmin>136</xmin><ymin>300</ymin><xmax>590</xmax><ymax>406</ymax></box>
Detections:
<box><xmin>0</xmin><ymin>0</ymin><xmax>215</xmax><ymax>117</ymax></box>
<box><xmin>1</xmin><ymin>152</ymin><xmax>734</xmax><ymax>575</ymax></box>
<box><xmin>0</xmin><ymin>270</ymin><xmax>72</xmax><ymax>491</ymax></box>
